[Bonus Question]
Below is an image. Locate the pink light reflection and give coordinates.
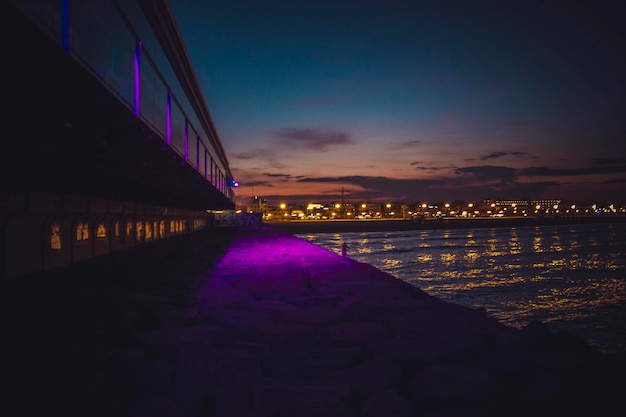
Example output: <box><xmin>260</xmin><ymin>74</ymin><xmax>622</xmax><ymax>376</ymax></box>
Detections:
<box><xmin>194</xmin><ymin>227</ymin><xmax>356</xmax><ymax>306</ymax></box>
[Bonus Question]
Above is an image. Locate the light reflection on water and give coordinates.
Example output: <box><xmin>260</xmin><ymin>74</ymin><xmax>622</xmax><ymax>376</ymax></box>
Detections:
<box><xmin>300</xmin><ymin>222</ymin><xmax>626</xmax><ymax>354</ymax></box>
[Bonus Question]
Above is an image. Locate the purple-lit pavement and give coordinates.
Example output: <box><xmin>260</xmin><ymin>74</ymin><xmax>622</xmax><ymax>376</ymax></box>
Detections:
<box><xmin>5</xmin><ymin>226</ymin><xmax>624</xmax><ymax>417</ymax></box>
<box><xmin>129</xmin><ymin>226</ymin><xmax>621</xmax><ymax>416</ymax></box>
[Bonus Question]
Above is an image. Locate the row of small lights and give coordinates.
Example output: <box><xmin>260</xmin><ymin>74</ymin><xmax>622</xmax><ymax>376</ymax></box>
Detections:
<box><xmin>264</xmin><ymin>202</ymin><xmax>623</xmax><ymax>219</ymax></box>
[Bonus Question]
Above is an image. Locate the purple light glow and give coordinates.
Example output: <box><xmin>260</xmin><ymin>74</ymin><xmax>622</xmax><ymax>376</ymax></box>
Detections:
<box><xmin>184</xmin><ymin>118</ymin><xmax>188</xmax><ymax>161</ymax></box>
<box><xmin>166</xmin><ymin>91</ymin><xmax>172</xmax><ymax>145</ymax></box>
<box><xmin>196</xmin><ymin>135</ymin><xmax>200</xmax><ymax>170</ymax></box>
<box><xmin>195</xmin><ymin>231</ymin><xmax>353</xmax><ymax>306</ymax></box>
<box><xmin>133</xmin><ymin>41</ymin><xmax>141</xmax><ymax>118</ymax></box>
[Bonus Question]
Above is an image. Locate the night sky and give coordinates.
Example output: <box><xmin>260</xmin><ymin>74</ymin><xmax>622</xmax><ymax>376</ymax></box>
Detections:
<box><xmin>170</xmin><ymin>1</ymin><xmax>626</xmax><ymax>206</ymax></box>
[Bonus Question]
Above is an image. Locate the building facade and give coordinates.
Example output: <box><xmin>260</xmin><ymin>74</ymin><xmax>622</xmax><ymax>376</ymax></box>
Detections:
<box><xmin>2</xmin><ymin>1</ymin><xmax>237</xmax><ymax>280</ymax></box>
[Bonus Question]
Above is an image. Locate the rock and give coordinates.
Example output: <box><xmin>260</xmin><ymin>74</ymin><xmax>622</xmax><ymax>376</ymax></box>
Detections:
<box><xmin>323</xmin><ymin>358</ymin><xmax>404</xmax><ymax>398</ymax></box>
<box><xmin>135</xmin><ymin>325</ymin><xmax>232</xmax><ymax>347</ymax></box>
<box><xmin>407</xmin><ymin>362</ymin><xmax>500</xmax><ymax>403</ymax></box>
<box><xmin>261</xmin><ymin>346</ymin><xmax>363</xmax><ymax>378</ymax></box>
<box><xmin>361</xmin><ymin>390</ymin><xmax>413</xmax><ymax>417</ymax></box>
<box><xmin>326</xmin><ymin>321</ymin><xmax>388</xmax><ymax>346</ymax></box>
<box><xmin>128</xmin><ymin>397</ymin><xmax>183</xmax><ymax>417</ymax></box>
<box><xmin>250</xmin><ymin>379</ymin><xmax>358</xmax><ymax>417</ymax></box>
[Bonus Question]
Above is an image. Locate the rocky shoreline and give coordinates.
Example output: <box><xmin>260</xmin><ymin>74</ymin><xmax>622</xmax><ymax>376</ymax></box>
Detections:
<box><xmin>6</xmin><ymin>225</ymin><xmax>625</xmax><ymax>416</ymax></box>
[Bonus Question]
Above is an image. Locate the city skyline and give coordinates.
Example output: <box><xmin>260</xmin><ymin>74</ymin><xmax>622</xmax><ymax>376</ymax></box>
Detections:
<box><xmin>247</xmin><ymin>195</ymin><xmax>624</xmax><ymax>216</ymax></box>
<box><xmin>170</xmin><ymin>1</ymin><xmax>626</xmax><ymax>206</ymax></box>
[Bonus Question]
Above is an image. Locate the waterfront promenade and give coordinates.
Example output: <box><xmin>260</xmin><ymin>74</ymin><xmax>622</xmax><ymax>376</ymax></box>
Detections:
<box><xmin>5</xmin><ymin>224</ymin><xmax>625</xmax><ymax>416</ymax></box>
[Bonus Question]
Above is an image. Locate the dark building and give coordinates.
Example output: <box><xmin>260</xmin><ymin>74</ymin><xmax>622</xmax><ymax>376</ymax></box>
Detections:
<box><xmin>2</xmin><ymin>0</ymin><xmax>237</xmax><ymax>280</ymax></box>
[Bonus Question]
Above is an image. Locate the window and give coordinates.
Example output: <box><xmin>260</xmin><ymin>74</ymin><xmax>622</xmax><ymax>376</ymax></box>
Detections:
<box><xmin>145</xmin><ymin>221</ymin><xmax>152</xmax><ymax>240</ymax></box>
<box><xmin>76</xmin><ymin>221</ymin><xmax>90</xmax><ymax>242</ymax></box>
<box><xmin>50</xmin><ymin>221</ymin><xmax>62</xmax><ymax>250</ymax></box>
<box><xmin>159</xmin><ymin>220</ymin><xmax>165</xmax><ymax>237</ymax></box>
<box><xmin>135</xmin><ymin>221</ymin><xmax>143</xmax><ymax>240</ymax></box>
<box><xmin>96</xmin><ymin>222</ymin><xmax>107</xmax><ymax>238</ymax></box>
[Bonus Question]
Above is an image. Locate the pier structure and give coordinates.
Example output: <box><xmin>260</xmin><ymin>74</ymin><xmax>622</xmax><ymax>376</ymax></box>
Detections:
<box><xmin>2</xmin><ymin>0</ymin><xmax>237</xmax><ymax>280</ymax></box>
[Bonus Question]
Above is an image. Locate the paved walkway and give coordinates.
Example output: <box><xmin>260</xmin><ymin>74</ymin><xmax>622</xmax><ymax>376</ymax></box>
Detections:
<box><xmin>5</xmin><ymin>226</ymin><xmax>624</xmax><ymax>416</ymax></box>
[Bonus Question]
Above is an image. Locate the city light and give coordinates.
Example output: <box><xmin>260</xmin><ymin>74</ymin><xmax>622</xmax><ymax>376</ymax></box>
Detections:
<box><xmin>244</xmin><ymin>198</ymin><xmax>626</xmax><ymax>222</ymax></box>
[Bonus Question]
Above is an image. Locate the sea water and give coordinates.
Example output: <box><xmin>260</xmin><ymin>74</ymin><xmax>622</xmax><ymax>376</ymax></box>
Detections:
<box><xmin>298</xmin><ymin>222</ymin><xmax>626</xmax><ymax>354</ymax></box>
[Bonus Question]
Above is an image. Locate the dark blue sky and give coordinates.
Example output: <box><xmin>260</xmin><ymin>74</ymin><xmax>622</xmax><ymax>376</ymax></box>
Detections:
<box><xmin>170</xmin><ymin>0</ymin><xmax>626</xmax><ymax>206</ymax></box>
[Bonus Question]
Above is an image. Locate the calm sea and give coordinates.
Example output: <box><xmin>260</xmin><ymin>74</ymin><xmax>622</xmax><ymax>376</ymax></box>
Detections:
<box><xmin>298</xmin><ymin>222</ymin><xmax>626</xmax><ymax>354</ymax></box>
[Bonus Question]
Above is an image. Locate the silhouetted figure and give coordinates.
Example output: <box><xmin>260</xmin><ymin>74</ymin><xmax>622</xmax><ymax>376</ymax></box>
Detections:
<box><xmin>342</xmin><ymin>242</ymin><xmax>349</xmax><ymax>258</ymax></box>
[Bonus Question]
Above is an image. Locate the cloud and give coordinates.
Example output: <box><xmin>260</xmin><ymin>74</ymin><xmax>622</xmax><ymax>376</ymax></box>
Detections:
<box><xmin>410</xmin><ymin>161</ymin><xmax>457</xmax><ymax>173</ymax></box>
<box><xmin>262</xmin><ymin>172</ymin><xmax>293</xmax><ymax>182</ymax></box>
<box><xmin>592</xmin><ymin>157</ymin><xmax>626</xmax><ymax>166</ymax></box>
<box><xmin>387</xmin><ymin>140</ymin><xmax>421</xmax><ymax>150</ymax></box>
<box><xmin>455</xmin><ymin>165</ymin><xmax>518</xmax><ymax>182</ymax></box>
<box><xmin>231</xmin><ymin>152</ymin><xmax>255</xmax><ymax>160</ymax></box>
<box><xmin>521</xmin><ymin>165</ymin><xmax>626</xmax><ymax>176</ymax></box>
<box><xmin>286</xmin><ymin>174</ymin><xmax>555</xmax><ymax>202</ymax></box>
<box><xmin>413</xmin><ymin>165</ymin><xmax>455</xmax><ymax>172</ymax></box>
<box><xmin>264</xmin><ymin>172</ymin><xmax>291</xmax><ymax>178</ymax></box>
<box><xmin>274</xmin><ymin>128</ymin><xmax>355</xmax><ymax>151</ymax></box>
<box><xmin>604</xmin><ymin>177</ymin><xmax>626</xmax><ymax>184</ymax></box>
<box><xmin>479</xmin><ymin>151</ymin><xmax>528</xmax><ymax>160</ymax></box>
<box><xmin>230</xmin><ymin>148</ymin><xmax>291</xmax><ymax>171</ymax></box>
<box><xmin>238</xmin><ymin>162</ymin><xmax>626</xmax><ymax>206</ymax></box>
<box><xmin>231</xmin><ymin>148</ymin><xmax>279</xmax><ymax>160</ymax></box>
<box><xmin>296</xmin><ymin>175</ymin><xmax>374</xmax><ymax>184</ymax></box>
<box><xmin>454</xmin><ymin>162</ymin><xmax>626</xmax><ymax>181</ymax></box>
<box><xmin>241</xmin><ymin>180</ymin><xmax>274</xmax><ymax>187</ymax></box>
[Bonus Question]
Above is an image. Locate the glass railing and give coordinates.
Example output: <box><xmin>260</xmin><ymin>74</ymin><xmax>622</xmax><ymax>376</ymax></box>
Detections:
<box><xmin>13</xmin><ymin>0</ymin><xmax>235</xmax><ymax>203</ymax></box>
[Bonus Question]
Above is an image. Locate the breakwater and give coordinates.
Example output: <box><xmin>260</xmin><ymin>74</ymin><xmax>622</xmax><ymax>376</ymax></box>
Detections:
<box><xmin>5</xmin><ymin>226</ymin><xmax>625</xmax><ymax>416</ymax></box>
<box><xmin>299</xmin><ymin>222</ymin><xmax>626</xmax><ymax>355</ymax></box>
